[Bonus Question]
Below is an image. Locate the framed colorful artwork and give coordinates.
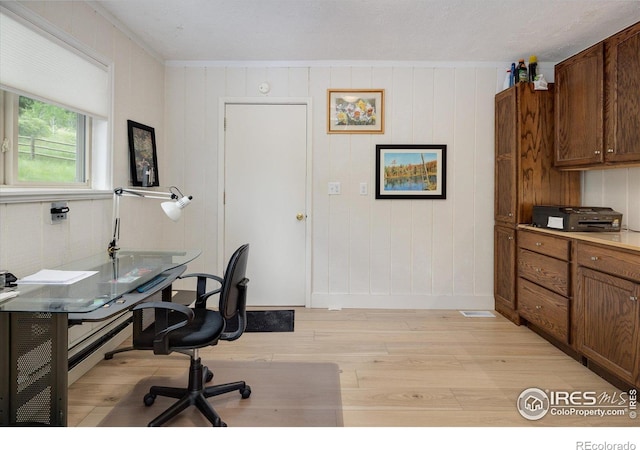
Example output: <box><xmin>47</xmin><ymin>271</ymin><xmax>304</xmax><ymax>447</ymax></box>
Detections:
<box><xmin>327</xmin><ymin>89</ymin><xmax>384</xmax><ymax>134</ymax></box>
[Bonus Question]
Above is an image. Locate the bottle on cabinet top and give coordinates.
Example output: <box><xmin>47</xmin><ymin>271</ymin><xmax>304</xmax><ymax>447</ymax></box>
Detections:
<box><xmin>503</xmin><ymin>69</ymin><xmax>513</xmax><ymax>90</ymax></box>
<box><xmin>517</xmin><ymin>59</ymin><xmax>528</xmax><ymax>83</ymax></box>
<box><xmin>528</xmin><ymin>55</ymin><xmax>538</xmax><ymax>82</ymax></box>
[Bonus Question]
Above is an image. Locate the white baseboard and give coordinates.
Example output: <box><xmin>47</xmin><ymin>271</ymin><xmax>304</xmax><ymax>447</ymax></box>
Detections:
<box><xmin>310</xmin><ymin>293</ymin><xmax>495</xmax><ymax>310</ymax></box>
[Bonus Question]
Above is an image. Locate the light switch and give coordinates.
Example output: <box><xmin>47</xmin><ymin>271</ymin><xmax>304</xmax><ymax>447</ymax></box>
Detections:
<box><xmin>328</xmin><ymin>182</ymin><xmax>341</xmax><ymax>195</ymax></box>
<box><xmin>359</xmin><ymin>182</ymin><xmax>368</xmax><ymax>195</ymax></box>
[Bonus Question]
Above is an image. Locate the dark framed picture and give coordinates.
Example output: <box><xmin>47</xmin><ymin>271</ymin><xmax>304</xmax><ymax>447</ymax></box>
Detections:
<box><xmin>127</xmin><ymin>120</ymin><xmax>159</xmax><ymax>187</ymax></box>
<box><xmin>327</xmin><ymin>89</ymin><xmax>384</xmax><ymax>134</ymax></box>
<box><xmin>375</xmin><ymin>144</ymin><xmax>447</xmax><ymax>199</ymax></box>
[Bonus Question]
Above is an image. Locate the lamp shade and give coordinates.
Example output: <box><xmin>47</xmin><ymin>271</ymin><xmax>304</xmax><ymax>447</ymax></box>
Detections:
<box><xmin>161</xmin><ymin>195</ymin><xmax>192</xmax><ymax>222</ymax></box>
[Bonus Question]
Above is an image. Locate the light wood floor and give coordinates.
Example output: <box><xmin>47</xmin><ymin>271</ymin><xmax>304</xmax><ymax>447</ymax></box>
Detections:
<box><xmin>68</xmin><ymin>307</ymin><xmax>637</xmax><ymax>427</ymax></box>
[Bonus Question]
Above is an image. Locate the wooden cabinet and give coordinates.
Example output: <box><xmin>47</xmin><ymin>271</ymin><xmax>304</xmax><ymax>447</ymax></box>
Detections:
<box><xmin>517</xmin><ymin>230</ymin><xmax>571</xmax><ymax>344</ymax></box>
<box><xmin>495</xmin><ymin>83</ymin><xmax>580</xmax><ymax>226</ymax></box>
<box><xmin>555</xmin><ymin>21</ymin><xmax>640</xmax><ymax>169</ymax></box>
<box><xmin>555</xmin><ymin>43</ymin><xmax>604</xmax><ymax>167</ymax></box>
<box><xmin>518</xmin><ymin>228</ymin><xmax>640</xmax><ymax>389</ymax></box>
<box><xmin>576</xmin><ymin>241</ymin><xmax>640</xmax><ymax>386</ymax></box>
<box><xmin>494</xmin><ymin>84</ymin><xmax>580</xmax><ymax>321</ymax></box>
<box><xmin>577</xmin><ymin>268</ymin><xmax>639</xmax><ymax>386</ymax></box>
<box><xmin>518</xmin><ymin>279</ymin><xmax>569</xmax><ymax>343</ymax></box>
<box><xmin>578</xmin><ymin>243</ymin><xmax>640</xmax><ymax>386</ymax></box>
<box><xmin>495</xmin><ymin>225</ymin><xmax>518</xmax><ymax>322</ymax></box>
<box><xmin>604</xmin><ymin>21</ymin><xmax>640</xmax><ymax>165</ymax></box>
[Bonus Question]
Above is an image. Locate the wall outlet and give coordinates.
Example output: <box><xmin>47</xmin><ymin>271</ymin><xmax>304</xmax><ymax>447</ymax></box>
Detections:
<box><xmin>50</xmin><ymin>201</ymin><xmax>69</xmax><ymax>223</ymax></box>
<box><xmin>328</xmin><ymin>182</ymin><xmax>341</xmax><ymax>195</ymax></box>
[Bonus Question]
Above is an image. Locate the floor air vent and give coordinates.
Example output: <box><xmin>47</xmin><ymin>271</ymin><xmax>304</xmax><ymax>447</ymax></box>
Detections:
<box><xmin>459</xmin><ymin>311</ymin><xmax>495</xmax><ymax>318</ymax></box>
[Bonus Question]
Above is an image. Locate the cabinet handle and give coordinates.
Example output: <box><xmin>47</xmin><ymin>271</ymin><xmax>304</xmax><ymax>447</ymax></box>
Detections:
<box><xmin>594</xmin><ymin>150</ymin><xmax>601</xmax><ymax>155</ymax></box>
<box><xmin>508</xmin><ymin>236</ymin><xmax>514</xmax><ymax>240</ymax></box>
<box><xmin>535</xmin><ymin>268</ymin><xmax>541</xmax><ymax>272</ymax></box>
<box><xmin>535</xmin><ymin>242</ymin><xmax>542</xmax><ymax>246</ymax></box>
<box><xmin>631</xmin><ymin>296</ymin><xmax>638</xmax><ymax>302</ymax></box>
<box><xmin>508</xmin><ymin>213</ymin><xmax>513</xmax><ymax>217</ymax></box>
<box><xmin>536</xmin><ymin>305</ymin><xmax>542</xmax><ymax>309</ymax></box>
<box><xmin>590</xmin><ymin>256</ymin><xmax>599</xmax><ymax>261</ymax></box>
<box><xmin>607</xmin><ymin>148</ymin><xmax>614</xmax><ymax>153</ymax></box>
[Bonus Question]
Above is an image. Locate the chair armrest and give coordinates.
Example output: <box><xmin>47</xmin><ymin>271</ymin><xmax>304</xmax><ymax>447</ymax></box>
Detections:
<box><xmin>221</xmin><ymin>277</ymin><xmax>249</xmax><ymax>341</ymax></box>
<box><xmin>132</xmin><ymin>302</ymin><xmax>194</xmax><ymax>354</ymax></box>
<box><xmin>179</xmin><ymin>272</ymin><xmax>224</xmax><ymax>308</ymax></box>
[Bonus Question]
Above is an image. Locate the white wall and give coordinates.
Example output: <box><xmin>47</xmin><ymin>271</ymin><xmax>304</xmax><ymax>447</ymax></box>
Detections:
<box><xmin>2</xmin><ymin>2</ymin><xmax>638</xmax><ymax>312</ymax></box>
<box><xmin>166</xmin><ymin>62</ymin><xmax>640</xmax><ymax>310</ymax></box>
<box><xmin>165</xmin><ymin>64</ymin><xmax>501</xmax><ymax>309</ymax></box>
<box><xmin>583</xmin><ymin>168</ymin><xmax>640</xmax><ymax>231</ymax></box>
<box><xmin>0</xmin><ymin>1</ymin><xmax>167</xmax><ymax>281</ymax></box>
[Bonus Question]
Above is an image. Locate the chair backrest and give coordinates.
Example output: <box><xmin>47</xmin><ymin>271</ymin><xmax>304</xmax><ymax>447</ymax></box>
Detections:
<box><xmin>219</xmin><ymin>244</ymin><xmax>250</xmax><ymax>340</ymax></box>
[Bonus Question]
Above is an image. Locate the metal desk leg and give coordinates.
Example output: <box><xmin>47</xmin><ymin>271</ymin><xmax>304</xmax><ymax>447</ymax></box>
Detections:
<box><xmin>1</xmin><ymin>312</ymin><xmax>68</xmax><ymax>426</ymax></box>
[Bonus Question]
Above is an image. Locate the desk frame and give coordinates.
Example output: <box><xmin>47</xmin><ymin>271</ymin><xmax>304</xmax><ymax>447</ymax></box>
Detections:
<box><xmin>0</xmin><ymin>265</ymin><xmax>185</xmax><ymax>426</ymax></box>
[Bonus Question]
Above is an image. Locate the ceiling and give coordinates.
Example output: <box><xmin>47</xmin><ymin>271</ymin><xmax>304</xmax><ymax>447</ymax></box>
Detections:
<box><xmin>92</xmin><ymin>0</ymin><xmax>640</xmax><ymax>63</ymax></box>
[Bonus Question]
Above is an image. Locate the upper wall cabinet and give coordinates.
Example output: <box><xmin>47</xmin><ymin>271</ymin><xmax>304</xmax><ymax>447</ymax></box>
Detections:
<box><xmin>555</xmin><ymin>21</ymin><xmax>640</xmax><ymax>170</ymax></box>
<box><xmin>604</xmin><ymin>22</ymin><xmax>640</xmax><ymax>165</ymax></box>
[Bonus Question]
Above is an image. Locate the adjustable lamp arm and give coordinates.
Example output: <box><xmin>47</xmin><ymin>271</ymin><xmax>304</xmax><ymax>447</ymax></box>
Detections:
<box><xmin>108</xmin><ymin>186</ymin><xmax>193</xmax><ymax>258</ymax></box>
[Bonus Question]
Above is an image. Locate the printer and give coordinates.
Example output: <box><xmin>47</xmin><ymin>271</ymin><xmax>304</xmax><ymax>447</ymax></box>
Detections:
<box><xmin>532</xmin><ymin>206</ymin><xmax>623</xmax><ymax>232</ymax></box>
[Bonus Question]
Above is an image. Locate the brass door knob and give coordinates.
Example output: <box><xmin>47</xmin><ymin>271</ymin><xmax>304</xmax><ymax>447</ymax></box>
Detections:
<box><xmin>296</xmin><ymin>213</ymin><xmax>305</xmax><ymax>221</ymax></box>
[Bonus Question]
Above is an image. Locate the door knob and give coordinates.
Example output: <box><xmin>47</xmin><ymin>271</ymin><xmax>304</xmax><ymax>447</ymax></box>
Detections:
<box><xmin>296</xmin><ymin>213</ymin><xmax>305</xmax><ymax>221</ymax></box>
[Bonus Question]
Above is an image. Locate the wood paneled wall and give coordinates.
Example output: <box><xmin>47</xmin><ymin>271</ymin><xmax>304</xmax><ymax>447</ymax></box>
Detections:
<box><xmin>164</xmin><ymin>64</ymin><xmax>500</xmax><ymax>309</ymax></box>
<box><xmin>2</xmin><ymin>2</ymin><xmax>637</xmax><ymax>311</ymax></box>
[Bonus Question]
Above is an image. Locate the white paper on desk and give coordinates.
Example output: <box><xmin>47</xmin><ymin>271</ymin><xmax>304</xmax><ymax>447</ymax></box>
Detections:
<box><xmin>17</xmin><ymin>269</ymin><xmax>98</xmax><ymax>285</ymax></box>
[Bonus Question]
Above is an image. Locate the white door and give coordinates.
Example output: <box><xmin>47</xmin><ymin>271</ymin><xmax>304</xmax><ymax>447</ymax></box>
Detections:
<box><xmin>223</xmin><ymin>103</ymin><xmax>308</xmax><ymax>306</ymax></box>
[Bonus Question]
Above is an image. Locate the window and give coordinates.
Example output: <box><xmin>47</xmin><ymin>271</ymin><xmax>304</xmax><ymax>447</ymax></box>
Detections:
<box><xmin>0</xmin><ymin>8</ymin><xmax>111</xmax><ymax>192</ymax></box>
<box><xmin>1</xmin><ymin>91</ymin><xmax>90</xmax><ymax>186</ymax></box>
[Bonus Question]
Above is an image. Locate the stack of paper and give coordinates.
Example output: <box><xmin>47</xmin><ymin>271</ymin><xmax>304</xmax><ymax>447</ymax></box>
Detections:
<box><xmin>18</xmin><ymin>269</ymin><xmax>98</xmax><ymax>285</ymax></box>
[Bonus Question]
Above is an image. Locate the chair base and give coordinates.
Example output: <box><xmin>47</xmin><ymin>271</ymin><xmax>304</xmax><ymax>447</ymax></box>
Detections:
<box><xmin>144</xmin><ymin>356</ymin><xmax>251</xmax><ymax>427</ymax></box>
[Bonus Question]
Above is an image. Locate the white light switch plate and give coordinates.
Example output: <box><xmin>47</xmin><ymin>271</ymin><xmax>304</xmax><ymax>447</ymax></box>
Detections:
<box><xmin>359</xmin><ymin>182</ymin><xmax>368</xmax><ymax>195</ymax></box>
<box><xmin>328</xmin><ymin>182</ymin><xmax>341</xmax><ymax>195</ymax></box>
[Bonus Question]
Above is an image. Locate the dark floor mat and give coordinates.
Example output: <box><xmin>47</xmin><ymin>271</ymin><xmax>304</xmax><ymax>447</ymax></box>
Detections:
<box><xmin>227</xmin><ymin>309</ymin><xmax>295</xmax><ymax>332</ymax></box>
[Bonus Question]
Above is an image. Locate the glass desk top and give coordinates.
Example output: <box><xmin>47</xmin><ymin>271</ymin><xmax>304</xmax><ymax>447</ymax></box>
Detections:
<box><xmin>0</xmin><ymin>249</ymin><xmax>200</xmax><ymax>314</ymax></box>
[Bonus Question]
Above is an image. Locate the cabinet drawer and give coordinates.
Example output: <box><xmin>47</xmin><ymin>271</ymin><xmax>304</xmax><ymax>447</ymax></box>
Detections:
<box><xmin>518</xmin><ymin>278</ymin><xmax>569</xmax><ymax>343</ymax></box>
<box><xmin>518</xmin><ymin>230</ymin><xmax>571</xmax><ymax>261</ymax></box>
<box><xmin>518</xmin><ymin>248</ymin><xmax>571</xmax><ymax>296</ymax></box>
<box><xmin>577</xmin><ymin>242</ymin><xmax>640</xmax><ymax>281</ymax></box>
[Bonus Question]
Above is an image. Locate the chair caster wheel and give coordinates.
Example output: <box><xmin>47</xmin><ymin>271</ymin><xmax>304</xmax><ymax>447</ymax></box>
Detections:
<box><xmin>143</xmin><ymin>393</ymin><xmax>156</xmax><ymax>406</ymax></box>
<box><xmin>213</xmin><ymin>417</ymin><xmax>227</xmax><ymax>427</ymax></box>
<box><xmin>240</xmin><ymin>386</ymin><xmax>251</xmax><ymax>399</ymax></box>
<box><xmin>204</xmin><ymin>368</ymin><xmax>213</xmax><ymax>383</ymax></box>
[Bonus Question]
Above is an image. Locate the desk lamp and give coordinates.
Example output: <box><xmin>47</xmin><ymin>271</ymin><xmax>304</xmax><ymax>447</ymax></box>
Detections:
<box><xmin>108</xmin><ymin>186</ymin><xmax>193</xmax><ymax>258</ymax></box>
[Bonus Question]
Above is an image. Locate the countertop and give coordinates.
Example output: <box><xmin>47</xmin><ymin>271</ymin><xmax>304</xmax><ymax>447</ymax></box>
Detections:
<box><xmin>518</xmin><ymin>225</ymin><xmax>640</xmax><ymax>252</ymax></box>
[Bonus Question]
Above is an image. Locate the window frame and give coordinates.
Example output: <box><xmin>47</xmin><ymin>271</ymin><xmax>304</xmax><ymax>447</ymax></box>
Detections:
<box><xmin>2</xmin><ymin>90</ymin><xmax>93</xmax><ymax>189</ymax></box>
<box><xmin>0</xmin><ymin>5</ymin><xmax>113</xmax><ymax>204</ymax></box>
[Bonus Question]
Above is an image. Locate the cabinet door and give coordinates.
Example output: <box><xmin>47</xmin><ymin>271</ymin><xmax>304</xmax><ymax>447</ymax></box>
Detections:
<box><xmin>604</xmin><ymin>22</ymin><xmax>640</xmax><ymax>163</ymax></box>
<box><xmin>495</xmin><ymin>226</ymin><xmax>517</xmax><ymax>310</ymax></box>
<box><xmin>495</xmin><ymin>88</ymin><xmax>517</xmax><ymax>224</ymax></box>
<box><xmin>576</xmin><ymin>267</ymin><xmax>639</xmax><ymax>385</ymax></box>
<box><xmin>555</xmin><ymin>43</ymin><xmax>604</xmax><ymax>167</ymax></box>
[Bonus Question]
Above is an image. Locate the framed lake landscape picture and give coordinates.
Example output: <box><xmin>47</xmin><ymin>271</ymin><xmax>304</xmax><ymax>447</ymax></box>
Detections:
<box><xmin>327</xmin><ymin>89</ymin><xmax>384</xmax><ymax>134</ymax></box>
<box><xmin>375</xmin><ymin>144</ymin><xmax>447</xmax><ymax>199</ymax></box>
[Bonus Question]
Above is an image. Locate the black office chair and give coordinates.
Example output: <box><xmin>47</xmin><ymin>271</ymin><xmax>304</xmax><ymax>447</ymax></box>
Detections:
<box><xmin>131</xmin><ymin>244</ymin><xmax>251</xmax><ymax>427</ymax></box>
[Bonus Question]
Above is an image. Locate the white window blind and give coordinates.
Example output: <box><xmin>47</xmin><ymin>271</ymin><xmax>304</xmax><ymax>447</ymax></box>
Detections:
<box><xmin>0</xmin><ymin>10</ymin><xmax>109</xmax><ymax>119</ymax></box>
